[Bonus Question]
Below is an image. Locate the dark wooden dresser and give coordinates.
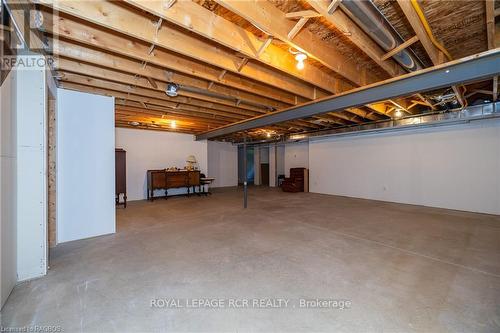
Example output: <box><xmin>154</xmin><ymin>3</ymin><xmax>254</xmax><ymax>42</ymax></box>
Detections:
<box><xmin>115</xmin><ymin>149</ymin><xmax>127</xmax><ymax>207</ymax></box>
<box><xmin>147</xmin><ymin>170</ymin><xmax>200</xmax><ymax>200</ymax></box>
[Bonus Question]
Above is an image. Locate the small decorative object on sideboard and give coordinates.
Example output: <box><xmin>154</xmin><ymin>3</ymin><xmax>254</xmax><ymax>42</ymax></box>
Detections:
<box><xmin>186</xmin><ymin>155</ymin><xmax>198</xmax><ymax>171</ymax></box>
<box><xmin>115</xmin><ymin>148</ymin><xmax>127</xmax><ymax>208</ymax></box>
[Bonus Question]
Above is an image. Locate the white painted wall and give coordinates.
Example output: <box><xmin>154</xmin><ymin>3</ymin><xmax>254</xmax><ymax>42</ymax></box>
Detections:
<box><xmin>309</xmin><ymin>119</ymin><xmax>500</xmax><ymax>215</ymax></box>
<box><xmin>0</xmin><ymin>68</ymin><xmax>17</xmax><ymax>308</ymax></box>
<box><xmin>207</xmin><ymin>140</ymin><xmax>237</xmax><ymax>188</ymax></box>
<box><xmin>260</xmin><ymin>147</ymin><xmax>269</xmax><ymax>164</ymax></box>
<box><xmin>57</xmin><ymin>89</ymin><xmax>115</xmax><ymax>243</ymax></box>
<box><xmin>284</xmin><ymin>142</ymin><xmax>309</xmax><ymax>177</ymax></box>
<box><xmin>115</xmin><ymin>128</ymin><xmax>208</xmax><ymax>200</ymax></box>
<box><xmin>1</xmin><ymin>56</ymin><xmax>48</xmax><ymax>302</ymax></box>
<box><xmin>16</xmin><ymin>62</ymin><xmax>47</xmax><ymax>281</ymax></box>
<box><xmin>254</xmin><ymin>147</ymin><xmax>261</xmax><ymax>185</ymax></box>
<box><xmin>269</xmin><ymin>145</ymin><xmax>284</xmax><ymax>187</ymax></box>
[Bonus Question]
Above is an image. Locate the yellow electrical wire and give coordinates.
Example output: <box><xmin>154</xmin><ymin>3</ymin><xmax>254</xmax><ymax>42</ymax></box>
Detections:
<box><xmin>410</xmin><ymin>0</ymin><xmax>468</xmax><ymax>107</ymax></box>
<box><xmin>410</xmin><ymin>0</ymin><xmax>453</xmax><ymax>62</ymax></box>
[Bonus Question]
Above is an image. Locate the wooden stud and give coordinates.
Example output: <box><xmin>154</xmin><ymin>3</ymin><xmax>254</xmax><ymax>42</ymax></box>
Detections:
<box><xmin>256</xmin><ymin>37</ymin><xmax>273</xmax><ymax>57</ymax></box>
<box><xmin>452</xmin><ymin>86</ymin><xmax>467</xmax><ymax>107</ymax></box>
<box><xmin>486</xmin><ymin>0</ymin><xmax>495</xmax><ymax>50</ymax></box>
<box><xmin>416</xmin><ymin>93</ymin><xmax>436</xmax><ymax>110</ymax></box>
<box><xmin>237</xmin><ymin>57</ymin><xmax>249</xmax><ymax>72</ymax></box>
<box><xmin>162</xmin><ymin>0</ymin><xmax>177</xmax><ymax>10</ymax></box>
<box><xmin>380</xmin><ymin>35</ymin><xmax>419</xmax><ymax>61</ymax></box>
<box><xmin>327</xmin><ymin>0</ymin><xmax>342</xmax><ymax>14</ymax></box>
<box><xmin>164</xmin><ymin>70</ymin><xmax>173</xmax><ymax>82</ymax></box>
<box><xmin>147</xmin><ymin>44</ymin><xmax>155</xmax><ymax>55</ymax></box>
<box><xmin>288</xmin><ymin>17</ymin><xmax>309</xmax><ymax>40</ymax></box>
<box><xmin>146</xmin><ymin>77</ymin><xmax>158</xmax><ymax>89</ymax></box>
<box><xmin>285</xmin><ymin>10</ymin><xmax>321</xmax><ymax>19</ymax></box>
<box><xmin>207</xmin><ymin>81</ymin><xmax>214</xmax><ymax>90</ymax></box>
<box><xmin>360</xmin><ymin>68</ymin><xmax>367</xmax><ymax>86</ymax></box>
<box><xmin>218</xmin><ymin>69</ymin><xmax>227</xmax><ymax>81</ymax></box>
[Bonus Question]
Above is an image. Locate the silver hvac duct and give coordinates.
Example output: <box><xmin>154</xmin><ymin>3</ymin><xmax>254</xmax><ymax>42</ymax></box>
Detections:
<box><xmin>235</xmin><ymin>102</ymin><xmax>499</xmax><ymax>146</ymax></box>
<box><xmin>340</xmin><ymin>0</ymin><xmax>423</xmax><ymax>72</ymax></box>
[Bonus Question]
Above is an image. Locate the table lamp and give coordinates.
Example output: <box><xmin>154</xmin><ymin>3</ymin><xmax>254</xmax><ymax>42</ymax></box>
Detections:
<box><xmin>186</xmin><ymin>155</ymin><xmax>197</xmax><ymax>170</ymax></box>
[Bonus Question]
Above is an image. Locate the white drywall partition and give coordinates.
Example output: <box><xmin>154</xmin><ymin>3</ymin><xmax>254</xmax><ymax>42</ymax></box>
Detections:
<box><xmin>269</xmin><ymin>145</ymin><xmax>284</xmax><ymax>187</ymax></box>
<box><xmin>16</xmin><ymin>61</ymin><xmax>48</xmax><ymax>281</ymax></box>
<box><xmin>0</xmin><ymin>67</ymin><xmax>17</xmax><ymax>307</ymax></box>
<box><xmin>309</xmin><ymin>119</ymin><xmax>500</xmax><ymax>215</ymax></box>
<box><xmin>208</xmin><ymin>141</ymin><xmax>238</xmax><ymax>188</ymax></box>
<box><xmin>284</xmin><ymin>142</ymin><xmax>309</xmax><ymax>177</ymax></box>
<box><xmin>115</xmin><ymin>128</ymin><xmax>208</xmax><ymax>200</ymax></box>
<box><xmin>57</xmin><ymin>89</ymin><xmax>115</xmax><ymax>243</ymax></box>
<box><xmin>254</xmin><ymin>147</ymin><xmax>261</xmax><ymax>185</ymax></box>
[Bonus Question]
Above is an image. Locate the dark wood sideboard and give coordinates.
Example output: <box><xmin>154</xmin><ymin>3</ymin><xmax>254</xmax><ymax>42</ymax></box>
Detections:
<box><xmin>147</xmin><ymin>170</ymin><xmax>200</xmax><ymax>201</ymax></box>
<box><xmin>115</xmin><ymin>149</ymin><xmax>127</xmax><ymax>207</ymax></box>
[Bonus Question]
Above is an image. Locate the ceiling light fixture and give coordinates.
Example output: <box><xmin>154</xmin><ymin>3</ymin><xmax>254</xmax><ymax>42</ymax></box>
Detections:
<box><xmin>394</xmin><ymin>109</ymin><xmax>402</xmax><ymax>118</ymax></box>
<box><xmin>295</xmin><ymin>53</ymin><xmax>307</xmax><ymax>70</ymax></box>
<box><xmin>266</xmin><ymin>132</ymin><xmax>271</xmax><ymax>138</ymax></box>
<box><xmin>130</xmin><ymin>121</ymin><xmax>140</xmax><ymax>126</ymax></box>
<box><xmin>170</xmin><ymin>120</ymin><xmax>177</xmax><ymax>129</ymax></box>
<box><xmin>289</xmin><ymin>47</ymin><xmax>307</xmax><ymax>70</ymax></box>
<box><xmin>165</xmin><ymin>82</ymin><xmax>179</xmax><ymax>97</ymax></box>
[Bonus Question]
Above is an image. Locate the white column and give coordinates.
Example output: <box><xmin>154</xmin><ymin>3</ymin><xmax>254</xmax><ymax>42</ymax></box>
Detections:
<box><xmin>16</xmin><ymin>55</ymin><xmax>48</xmax><ymax>281</ymax></box>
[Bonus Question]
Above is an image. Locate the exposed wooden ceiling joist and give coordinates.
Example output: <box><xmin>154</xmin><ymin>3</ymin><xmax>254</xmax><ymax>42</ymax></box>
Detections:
<box><xmin>55</xmin><ymin>57</ymin><xmax>278</xmax><ymax>114</ymax></box>
<box><xmin>37</xmin><ymin>0</ymin><xmax>327</xmax><ymax>100</ymax></box>
<box><xmin>49</xmin><ymin>39</ymin><xmax>298</xmax><ymax>111</ymax></box>
<box><xmin>122</xmin><ymin>0</ymin><xmax>341</xmax><ymax>95</ymax></box>
<box><xmin>305</xmin><ymin>0</ymin><xmax>405</xmax><ymax>77</ymax></box>
<box><xmin>486</xmin><ymin>0</ymin><xmax>496</xmax><ymax>50</ymax></box>
<box><xmin>58</xmin><ymin>72</ymin><xmax>263</xmax><ymax>118</ymax></box>
<box><xmin>213</xmin><ymin>0</ymin><xmax>382</xmax><ymax>87</ymax></box>
<box><xmin>39</xmin><ymin>11</ymin><xmax>310</xmax><ymax>105</ymax></box>
<box><xmin>60</xmin><ymin>78</ymin><xmax>325</xmax><ymax>132</ymax></box>
<box><xmin>396</xmin><ymin>0</ymin><xmax>466</xmax><ymax>107</ymax></box>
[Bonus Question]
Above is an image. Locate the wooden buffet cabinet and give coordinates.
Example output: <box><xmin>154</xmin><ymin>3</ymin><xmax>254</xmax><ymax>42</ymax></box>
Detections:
<box><xmin>147</xmin><ymin>170</ymin><xmax>200</xmax><ymax>200</ymax></box>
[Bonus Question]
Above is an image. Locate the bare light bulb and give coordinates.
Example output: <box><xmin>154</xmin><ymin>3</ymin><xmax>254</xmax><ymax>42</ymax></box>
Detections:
<box><xmin>394</xmin><ymin>110</ymin><xmax>402</xmax><ymax>118</ymax></box>
<box><xmin>266</xmin><ymin>132</ymin><xmax>271</xmax><ymax>138</ymax></box>
<box><xmin>171</xmin><ymin>120</ymin><xmax>177</xmax><ymax>129</ymax></box>
<box><xmin>295</xmin><ymin>53</ymin><xmax>307</xmax><ymax>70</ymax></box>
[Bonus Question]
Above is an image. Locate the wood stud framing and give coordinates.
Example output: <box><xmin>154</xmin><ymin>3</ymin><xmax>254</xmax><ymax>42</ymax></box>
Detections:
<box><xmin>381</xmin><ymin>36</ymin><xmax>419</xmax><ymax>61</ymax></box>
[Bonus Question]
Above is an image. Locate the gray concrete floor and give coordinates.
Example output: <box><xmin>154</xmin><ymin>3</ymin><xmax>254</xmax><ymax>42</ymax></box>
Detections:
<box><xmin>2</xmin><ymin>187</ymin><xmax>500</xmax><ymax>332</ymax></box>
